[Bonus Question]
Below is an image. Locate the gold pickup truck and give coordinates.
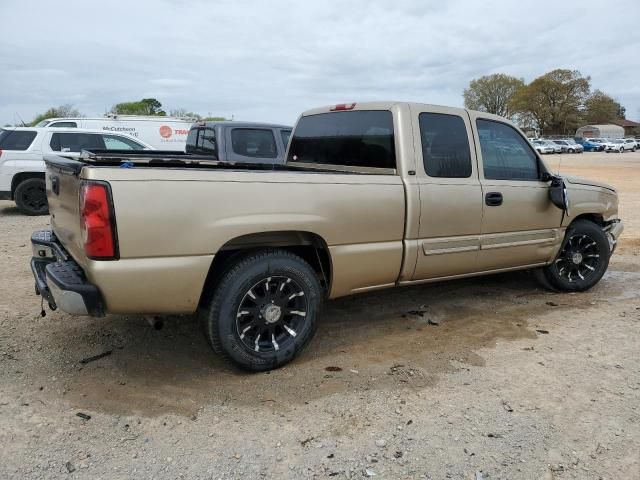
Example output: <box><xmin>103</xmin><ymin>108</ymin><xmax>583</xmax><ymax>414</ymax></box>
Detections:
<box><xmin>30</xmin><ymin>102</ymin><xmax>624</xmax><ymax>371</ymax></box>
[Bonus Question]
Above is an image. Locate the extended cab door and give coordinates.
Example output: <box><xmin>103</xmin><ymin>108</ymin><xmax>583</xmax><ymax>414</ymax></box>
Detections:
<box><xmin>469</xmin><ymin>113</ymin><xmax>563</xmax><ymax>271</ymax></box>
<box><xmin>410</xmin><ymin>105</ymin><xmax>483</xmax><ymax>280</ymax></box>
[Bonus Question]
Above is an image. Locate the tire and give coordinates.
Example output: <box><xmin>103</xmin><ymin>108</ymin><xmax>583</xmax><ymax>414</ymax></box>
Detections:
<box><xmin>568</xmin><ymin>148</ymin><xmax>575</xmax><ymax>153</ymax></box>
<box><xmin>201</xmin><ymin>249</ymin><xmax>322</xmax><ymax>371</ymax></box>
<box><xmin>536</xmin><ymin>220</ymin><xmax>610</xmax><ymax>292</ymax></box>
<box><xmin>14</xmin><ymin>177</ymin><xmax>48</xmax><ymax>215</ymax></box>
<box><xmin>619</xmin><ymin>147</ymin><xmax>624</xmax><ymax>153</ymax></box>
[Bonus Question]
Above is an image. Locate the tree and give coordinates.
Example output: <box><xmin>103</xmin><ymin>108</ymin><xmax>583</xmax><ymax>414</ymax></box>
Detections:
<box><xmin>583</xmin><ymin>90</ymin><xmax>625</xmax><ymax>124</ymax></box>
<box><xmin>512</xmin><ymin>69</ymin><xmax>591</xmax><ymax>135</ymax></box>
<box><xmin>110</xmin><ymin>98</ymin><xmax>166</xmax><ymax>116</ymax></box>
<box><xmin>463</xmin><ymin>74</ymin><xmax>525</xmax><ymax>118</ymax></box>
<box><xmin>30</xmin><ymin>104</ymin><xmax>82</xmax><ymax>126</ymax></box>
<box><xmin>203</xmin><ymin>116</ymin><xmax>229</xmax><ymax>121</ymax></box>
<box><xmin>169</xmin><ymin>108</ymin><xmax>202</xmax><ymax>120</ymax></box>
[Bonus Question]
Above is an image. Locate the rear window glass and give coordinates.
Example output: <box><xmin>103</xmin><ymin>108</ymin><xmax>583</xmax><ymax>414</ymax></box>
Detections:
<box><xmin>419</xmin><ymin>113</ymin><xmax>471</xmax><ymax>178</ymax></box>
<box><xmin>287</xmin><ymin>111</ymin><xmax>396</xmax><ymax>169</ymax></box>
<box><xmin>186</xmin><ymin>127</ymin><xmax>216</xmax><ymax>156</ymax></box>
<box><xmin>50</xmin><ymin>133</ymin><xmax>105</xmax><ymax>152</ymax></box>
<box><xmin>0</xmin><ymin>130</ymin><xmax>37</xmax><ymax>150</ymax></box>
<box><xmin>231</xmin><ymin>128</ymin><xmax>277</xmax><ymax>158</ymax></box>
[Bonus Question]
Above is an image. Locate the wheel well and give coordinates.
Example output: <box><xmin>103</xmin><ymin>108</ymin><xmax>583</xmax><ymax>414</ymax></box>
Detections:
<box><xmin>198</xmin><ymin>231</ymin><xmax>332</xmax><ymax>309</ymax></box>
<box><xmin>571</xmin><ymin>214</ymin><xmax>605</xmax><ymax>227</ymax></box>
<box><xmin>11</xmin><ymin>172</ymin><xmax>45</xmax><ymax>199</ymax></box>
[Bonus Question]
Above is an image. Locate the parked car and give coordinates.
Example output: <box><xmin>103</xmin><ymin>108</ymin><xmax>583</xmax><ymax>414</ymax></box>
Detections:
<box><xmin>605</xmin><ymin>139</ymin><xmax>633</xmax><ymax>153</ymax></box>
<box><xmin>541</xmin><ymin>140</ymin><xmax>562</xmax><ymax>153</ymax></box>
<box><xmin>532</xmin><ymin>139</ymin><xmax>554</xmax><ymax>154</ymax></box>
<box><xmin>564</xmin><ymin>138</ymin><xmax>584</xmax><ymax>153</ymax></box>
<box><xmin>0</xmin><ymin>127</ymin><xmax>153</xmax><ymax>215</ymax></box>
<box><xmin>186</xmin><ymin>121</ymin><xmax>292</xmax><ymax>164</ymax></box>
<box><xmin>31</xmin><ymin>102</ymin><xmax>623</xmax><ymax>371</ymax></box>
<box><xmin>36</xmin><ymin>115</ymin><xmax>196</xmax><ymax>151</ymax></box>
<box><xmin>623</xmin><ymin>138</ymin><xmax>638</xmax><ymax>152</ymax></box>
<box><xmin>553</xmin><ymin>140</ymin><xmax>582</xmax><ymax>153</ymax></box>
<box><xmin>575</xmin><ymin>138</ymin><xmax>604</xmax><ymax>152</ymax></box>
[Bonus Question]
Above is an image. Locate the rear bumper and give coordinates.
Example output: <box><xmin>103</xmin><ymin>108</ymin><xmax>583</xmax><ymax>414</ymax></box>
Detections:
<box><xmin>31</xmin><ymin>230</ymin><xmax>105</xmax><ymax>317</ymax></box>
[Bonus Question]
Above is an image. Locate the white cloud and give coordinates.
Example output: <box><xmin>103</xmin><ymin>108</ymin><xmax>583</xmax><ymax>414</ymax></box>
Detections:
<box><xmin>1</xmin><ymin>0</ymin><xmax>639</xmax><ymax>126</ymax></box>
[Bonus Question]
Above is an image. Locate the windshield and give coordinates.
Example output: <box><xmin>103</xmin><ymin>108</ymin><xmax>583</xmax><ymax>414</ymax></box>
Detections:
<box><xmin>612</xmin><ymin>139</ymin><xmax>623</xmax><ymax>144</ymax></box>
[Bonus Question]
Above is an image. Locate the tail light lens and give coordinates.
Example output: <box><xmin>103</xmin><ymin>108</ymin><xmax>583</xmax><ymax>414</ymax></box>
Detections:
<box><xmin>80</xmin><ymin>181</ymin><xmax>118</xmax><ymax>259</ymax></box>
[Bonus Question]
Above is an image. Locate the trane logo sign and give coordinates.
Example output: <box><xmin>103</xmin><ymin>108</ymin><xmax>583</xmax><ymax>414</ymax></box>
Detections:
<box><xmin>159</xmin><ymin>126</ymin><xmax>190</xmax><ymax>139</ymax></box>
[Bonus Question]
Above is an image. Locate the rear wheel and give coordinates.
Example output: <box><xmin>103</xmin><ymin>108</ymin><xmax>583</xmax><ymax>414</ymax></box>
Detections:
<box><xmin>201</xmin><ymin>250</ymin><xmax>322</xmax><ymax>371</ymax></box>
<box><xmin>536</xmin><ymin>220</ymin><xmax>610</xmax><ymax>292</ymax></box>
<box><xmin>14</xmin><ymin>177</ymin><xmax>48</xmax><ymax>215</ymax></box>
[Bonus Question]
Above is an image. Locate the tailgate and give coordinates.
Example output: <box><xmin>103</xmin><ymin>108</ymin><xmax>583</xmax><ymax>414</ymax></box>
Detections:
<box><xmin>44</xmin><ymin>155</ymin><xmax>87</xmax><ymax>266</ymax></box>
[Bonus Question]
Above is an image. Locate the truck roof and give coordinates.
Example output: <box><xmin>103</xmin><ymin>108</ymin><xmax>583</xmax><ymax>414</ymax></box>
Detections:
<box><xmin>193</xmin><ymin>121</ymin><xmax>291</xmax><ymax>129</ymax></box>
<box><xmin>300</xmin><ymin>101</ymin><xmax>505</xmax><ymax>122</ymax></box>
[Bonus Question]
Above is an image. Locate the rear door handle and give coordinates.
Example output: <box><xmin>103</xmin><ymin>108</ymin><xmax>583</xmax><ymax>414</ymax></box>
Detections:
<box><xmin>485</xmin><ymin>192</ymin><xmax>503</xmax><ymax>206</ymax></box>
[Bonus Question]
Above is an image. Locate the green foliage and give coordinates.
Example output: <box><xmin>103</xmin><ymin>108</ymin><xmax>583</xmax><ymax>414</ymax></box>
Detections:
<box><xmin>463</xmin><ymin>74</ymin><xmax>525</xmax><ymax>118</ymax></box>
<box><xmin>583</xmin><ymin>90</ymin><xmax>625</xmax><ymax>124</ymax></box>
<box><xmin>111</xmin><ymin>98</ymin><xmax>166</xmax><ymax>116</ymax></box>
<box><xmin>511</xmin><ymin>69</ymin><xmax>591</xmax><ymax>135</ymax></box>
<box><xmin>202</xmin><ymin>116</ymin><xmax>229</xmax><ymax>121</ymax></box>
<box><xmin>29</xmin><ymin>104</ymin><xmax>82</xmax><ymax>126</ymax></box>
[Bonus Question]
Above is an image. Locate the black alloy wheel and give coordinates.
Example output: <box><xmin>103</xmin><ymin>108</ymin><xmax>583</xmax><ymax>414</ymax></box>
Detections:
<box><xmin>554</xmin><ymin>234</ymin><xmax>600</xmax><ymax>284</ymax></box>
<box><xmin>236</xmin><ymin>275</ymin><xmax>308</xmax><ymax>354</ymax></box>
<box><xmin>201</xmin><ymin>250</ymin><xmax>321</xmax><ymax>371</ymax></box>
<box><xmin>535</xmin><ymin>220</ymin><xmax>610</xmax><ymax>292</ymax></box>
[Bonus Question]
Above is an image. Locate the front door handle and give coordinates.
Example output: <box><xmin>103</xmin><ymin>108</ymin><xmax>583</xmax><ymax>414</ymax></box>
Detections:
<box><xmin>485</xmin><ymin>192</ymin><xmax>503</xmax><ymax>206</ymax></box>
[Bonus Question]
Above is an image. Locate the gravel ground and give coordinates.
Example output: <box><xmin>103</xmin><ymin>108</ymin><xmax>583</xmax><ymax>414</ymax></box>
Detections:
<box><xmin>0</xmin><ymin>152</ymin><xmax>638</xmax><ymax>479</ymax></box>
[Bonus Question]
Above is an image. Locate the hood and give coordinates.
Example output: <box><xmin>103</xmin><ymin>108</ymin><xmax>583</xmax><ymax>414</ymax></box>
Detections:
<box><xmin>564</xmin><ymin>175</ymin><xmax>616</xmax><ymax>193</ymax></box>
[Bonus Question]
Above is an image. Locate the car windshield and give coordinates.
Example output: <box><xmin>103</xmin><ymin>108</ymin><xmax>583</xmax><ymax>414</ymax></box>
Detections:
<box><xmin>612</xmin><ymin>140</ymin><xmax>623</xmax><ymax>144</ymax></box>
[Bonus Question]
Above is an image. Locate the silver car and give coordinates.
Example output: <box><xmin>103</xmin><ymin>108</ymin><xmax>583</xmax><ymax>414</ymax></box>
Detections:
<box><xmin>532</xmin><ymin>139</ymin><xmax>554</xmax><ymax>154</ymax></box>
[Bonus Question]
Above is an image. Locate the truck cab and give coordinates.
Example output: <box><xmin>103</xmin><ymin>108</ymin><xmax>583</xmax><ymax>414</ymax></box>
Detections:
<box><xmin>186</xmin><ymin>121</ymin><xmax>292</xmax><ymax>164</ymax></box>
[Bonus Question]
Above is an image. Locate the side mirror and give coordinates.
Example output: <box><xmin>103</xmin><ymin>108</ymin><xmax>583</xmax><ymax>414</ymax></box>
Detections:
<box><xmin>549</xmin><ymin>175</ymin><xmax>570</xmax><ymax>215</ymax></box>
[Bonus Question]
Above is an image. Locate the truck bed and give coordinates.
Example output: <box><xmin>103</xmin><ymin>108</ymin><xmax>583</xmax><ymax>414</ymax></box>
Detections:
<box><xmin>44</xmin><ymin>150</ymin><xmax>391</xmax><ymax>175</ymax></box>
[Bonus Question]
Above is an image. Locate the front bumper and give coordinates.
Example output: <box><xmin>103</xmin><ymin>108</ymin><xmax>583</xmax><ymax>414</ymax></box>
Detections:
<box><xmin>606</xmin><ymin>220</ymin><xmax>624</xmax><ymax>254</ymax></box>
<box><xmin>31</xmin><ymin>230</ymin><xmax>105</xmax><ymax>317</ymax></box>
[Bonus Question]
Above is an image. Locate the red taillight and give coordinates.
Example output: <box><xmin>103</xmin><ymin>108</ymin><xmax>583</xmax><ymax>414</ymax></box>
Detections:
<box><xmin>80</xmin><ymin>182</ymin><xmax>117</xmax><ymax>259</ymax></box>
<box><xmin>330</xmin><ymin>103</ymin><xmax>356</xmax><ymax>111</ymax></box>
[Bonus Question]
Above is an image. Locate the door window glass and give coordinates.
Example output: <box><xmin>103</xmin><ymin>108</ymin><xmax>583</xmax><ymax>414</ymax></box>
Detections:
<box><xmin>476</xmin><ymin>119</ymin><xmax>539</xmax><ymax>180</ymax></box>
<box><xmin>50</xmin><ymin>133</ymin><xmax>105</xmax><ymax>152</ymax></box>
<box><xmin>231</xmin><ymin>128</ymin><xmax>277</xmax><ymax>158</ymax></box>
<box><xmin>419</xmin><ymin>113</ymin><xmax>472</xmax><ymax>178</ymax></box>
<box><xmin>280</xmin><ymin>129</ymin><xmax>291</xmax><ymax>148</ymax></box>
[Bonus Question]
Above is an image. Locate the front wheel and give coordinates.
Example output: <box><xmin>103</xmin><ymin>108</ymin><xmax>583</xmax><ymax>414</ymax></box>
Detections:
<box><xmin>14</xmin><ymin>177</ymin><xmax>49</xmax><ymax>215</ymax></box>
<box><xmin>201</xmin><ymin>250</ymin><xmax>322</xmax><ymax>371</ymax></box>
<box><xmin>536</xmin><ymin>220</ymin><xmax>610</xmax><ymax>292</ymax></box>
<box><xmin>568</xmin><ymin>148</ymin><xmax>575</xmax><ymax>153</ymax></box>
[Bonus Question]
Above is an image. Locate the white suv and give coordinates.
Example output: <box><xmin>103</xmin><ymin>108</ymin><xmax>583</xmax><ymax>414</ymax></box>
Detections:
<box><xmin>0</xmin><ymin>127</ymin><xmax>153</xmax><ymax>215</ymax></box>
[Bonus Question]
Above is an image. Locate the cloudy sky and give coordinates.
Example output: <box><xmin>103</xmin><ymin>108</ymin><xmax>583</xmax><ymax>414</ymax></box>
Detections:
<box><xmin>1</xmin><ymin>0</ymin><xmax>639</xmax><ymax>126</ymax></box>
